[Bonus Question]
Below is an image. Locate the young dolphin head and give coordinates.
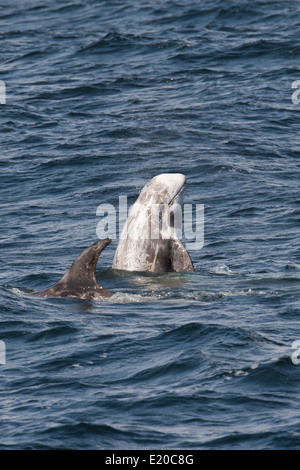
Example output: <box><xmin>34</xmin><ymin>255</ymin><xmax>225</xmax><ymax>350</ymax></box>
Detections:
<box><xmin>34</xmin><ymin>238</ymin><xmax>114</xmax><ymax>300</ymax></box>
<box><xmin>112</xmin><ymin>173</ymin><xmax>194</xmax><ymax>273</ymax></box>
<box><xmin>137</xmin><ymin>173</ymin><xmax>186</xmax><ymax>207</ymax></box>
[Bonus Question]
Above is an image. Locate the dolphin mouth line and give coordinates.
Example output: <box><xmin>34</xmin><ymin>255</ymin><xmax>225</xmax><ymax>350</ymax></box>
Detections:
<box><xmin>168</xmin><ymin>182</ymin><xmax>185</xmax><ymax>208</ymax></box>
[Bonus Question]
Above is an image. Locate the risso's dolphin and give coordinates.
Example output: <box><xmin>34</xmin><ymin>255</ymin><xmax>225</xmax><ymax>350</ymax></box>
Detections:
<box><xmin>112</xmin><ymin>173</ymin><xmax>194</xmax><ymax>273</ymax></box>
<box><xmin>34</xmin><ymin>238</ymin><xmax>114</xmax><ymax>300</ymax></box>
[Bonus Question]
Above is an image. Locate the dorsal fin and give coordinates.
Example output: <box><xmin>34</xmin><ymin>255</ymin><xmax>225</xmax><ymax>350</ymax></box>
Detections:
<box><xmin>34</xmin><ymin>238</ymin><xmax>113</xmax><ymax>299</ymax></box>
<box><xmin>56</xmin><ymin>238</ymin><xmax>112</xmax><ymax>287</ymax></box>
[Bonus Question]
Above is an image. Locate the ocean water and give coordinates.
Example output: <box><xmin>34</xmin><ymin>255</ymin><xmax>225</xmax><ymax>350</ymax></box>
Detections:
<box><xmin>0</xmin><ymin>0</ymin><xmax>300</xmax><ymax>450</ymax></box>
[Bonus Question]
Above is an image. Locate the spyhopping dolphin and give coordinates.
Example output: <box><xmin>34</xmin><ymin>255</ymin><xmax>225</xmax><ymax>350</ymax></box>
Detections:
<box><xmin>112</xmin><ymin>173</ymin><xmax>194</xmax><ymax>273</ymax></box>
<box><xmin>34</xmin><ymin>238</ymin><xmax>114</xmax><ymax>300</ymax></box>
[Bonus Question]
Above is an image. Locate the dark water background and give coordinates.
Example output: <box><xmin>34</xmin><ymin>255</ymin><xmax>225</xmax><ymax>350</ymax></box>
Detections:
<box><xmin>0</xmin><ymin>0</ymin><xmax>300</xmax><ymax>449</ymax></box>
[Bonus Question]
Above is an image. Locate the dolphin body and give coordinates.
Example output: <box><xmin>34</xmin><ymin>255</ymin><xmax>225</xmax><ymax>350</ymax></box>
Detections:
<box><xmin>34</xmin><ymin>238</ymin><xmax>114</xmax><ymax>300</ymax></box>
<box><xmin>112</xmin><ymin>173</ymin><xmax>194</xmax><ymax>273</ymax></box>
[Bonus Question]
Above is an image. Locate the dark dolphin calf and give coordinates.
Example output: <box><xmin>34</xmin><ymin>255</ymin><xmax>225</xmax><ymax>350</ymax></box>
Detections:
<box><xmin>34</xmin><ymin>238</ymin><xmax>114</xmax><ymax>300</ymax></box>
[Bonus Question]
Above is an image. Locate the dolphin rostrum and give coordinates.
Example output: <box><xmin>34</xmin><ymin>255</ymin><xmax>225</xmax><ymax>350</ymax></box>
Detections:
<box><xmin>34</xmin><ymin>238</ymin><xmax>114</xmax><ymax>300</ymax></box>
<box><xmin>112</xmin><ymin>173</ymin><xmax>194</xmax><ymax>273</ymax></box>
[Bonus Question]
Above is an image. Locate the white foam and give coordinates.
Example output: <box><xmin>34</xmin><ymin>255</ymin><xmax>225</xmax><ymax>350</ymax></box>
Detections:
<box><xmin>108</xmin><ymin>292</ymin><xmax>160</xmax><ymax>303</ymax></box>
<box><xmin>209</xmin><ymin>264</ymin><xmax>235</xmax><ymax>275</ymax></box>
<box><xmin>11</xmin><ymin>287</ymin><xmax>24</xmax><ymax>295</ymax></box>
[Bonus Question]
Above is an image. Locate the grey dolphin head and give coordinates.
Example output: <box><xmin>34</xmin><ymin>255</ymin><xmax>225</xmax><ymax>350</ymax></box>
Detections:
<box><xmin>34</xmin><ymin>238</ymin><xmax>114</xmax><ymax>300</ymax></box>
<box><xmin>112</xmin><ymin>173</ymin><xmax>194</xmax><ymax>273</ymax></box>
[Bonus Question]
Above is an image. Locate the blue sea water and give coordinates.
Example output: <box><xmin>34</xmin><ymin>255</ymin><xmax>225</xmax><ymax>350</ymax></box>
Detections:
<box><xmin>0</xmin><ymin>0</ymin><xmax>300</xmax><ymax>450</ymax></box>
